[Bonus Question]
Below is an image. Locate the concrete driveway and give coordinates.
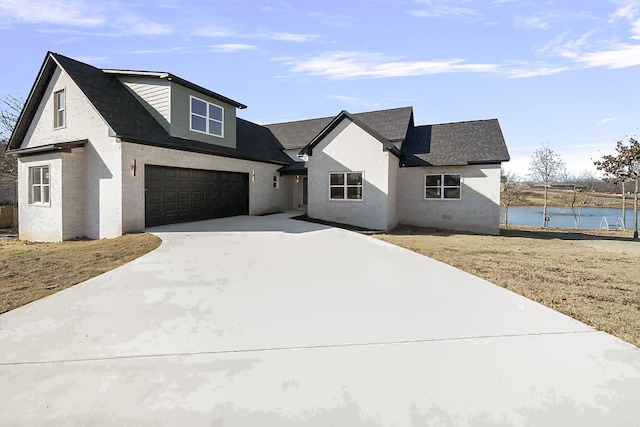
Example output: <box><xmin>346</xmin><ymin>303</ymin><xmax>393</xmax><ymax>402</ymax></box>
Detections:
<box><xmin>1</xmin><ymin>213</ymin><xmax>639</xmax><ymax>426</ymax></box>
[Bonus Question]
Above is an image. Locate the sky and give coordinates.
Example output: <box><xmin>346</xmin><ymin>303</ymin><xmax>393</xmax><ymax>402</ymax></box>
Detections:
<box><xmin>1</xmin><ymin>0</ymin><xmax>639</xmax><ymax>177</ymax></box>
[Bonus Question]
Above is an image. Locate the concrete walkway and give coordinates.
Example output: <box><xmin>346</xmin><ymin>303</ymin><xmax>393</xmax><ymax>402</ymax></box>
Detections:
<box><xmin>1</xmin><ymin>213</ymin><xmax>639</xmax><ymax>426</ymax></box>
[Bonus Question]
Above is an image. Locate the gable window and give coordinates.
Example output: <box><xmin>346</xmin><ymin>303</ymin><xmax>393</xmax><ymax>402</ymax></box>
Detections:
<box><xmin>425</xmin><ymin>174</ymin><xmax>461</xmax><ymax>200</ymax></box>
<box><xmin>190</xmin><ymin>96</ymin><xmax>224</xmax><ymax>137</ymax></box>
<box><xmin>273</xmin><ymin>175</ymin><xmax>279</xmax><ymax>189</ymax></box>
<box><xmin>54</xmin><ymin>89</ymin><xmax>65</xmax><ymax>128</ymax></box>
<box><xmin>30</xmin><ymin>166</ymin><xmax>50</xmax><ymax>205</ymax></box>
<box><xmin>330</xmin><ymin>172</ymin><xmax>363</xmax><ymax>200</ymax></box>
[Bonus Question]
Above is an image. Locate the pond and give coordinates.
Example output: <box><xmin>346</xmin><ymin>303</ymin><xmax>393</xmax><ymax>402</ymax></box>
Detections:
<box><xmin>501</xmin><ymin>206</ymin><xmax>637</xmax><ymax>229</ymax></box>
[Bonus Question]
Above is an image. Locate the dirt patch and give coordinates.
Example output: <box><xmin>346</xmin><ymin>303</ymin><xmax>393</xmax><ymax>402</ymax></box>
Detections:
<box><xmin>376</xmin><ymin>224</ymin><xmax>640</xmax><ymax>348</ymax></box>
<box><xmin>0</xmin><ymin>233</ymin><xmax>161</xmax><ymax>314</ymax></box>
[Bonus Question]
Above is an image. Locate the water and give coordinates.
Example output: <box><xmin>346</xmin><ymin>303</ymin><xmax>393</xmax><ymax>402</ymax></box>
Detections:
<box><xmin>501</xmin><ymin>206</ymin><xmax>637</xmax><ymax>229</ymax></box>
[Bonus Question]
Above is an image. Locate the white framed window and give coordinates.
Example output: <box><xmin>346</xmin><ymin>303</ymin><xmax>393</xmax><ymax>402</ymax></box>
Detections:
<box><xmin>329</xmin><ymin>172</ymin><xmax>363</xmax><ymax>200</ymax></box>
<box><xmin>30</xmin><ymin>166</ymin><xmax>50</xmax><ymax>205</ymax></box>
<box><xmin>425</xmin><ymin>174</ymin><xmax>461</xmax><ymax>200</ymax></box>
<box><xmin>54</xmin><ymin>89</ymin><xmax>65</xmax><ymax>128</ymax></box>
<box><xmin>190</xmin><ymin>96</ymin><xmax>224</xmax><ymax>137</ymax></box>
<box><xmin>273</xmin><ymin>175</ymin><xmax>279</xmax><ymax>189</ymax></box>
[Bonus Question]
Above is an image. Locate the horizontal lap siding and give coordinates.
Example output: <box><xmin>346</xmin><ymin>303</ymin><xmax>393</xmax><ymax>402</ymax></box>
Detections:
<box><xmin>118</xmin><ymin>77</ymin><xmax>171</xmax><ymax>131</ymax></box>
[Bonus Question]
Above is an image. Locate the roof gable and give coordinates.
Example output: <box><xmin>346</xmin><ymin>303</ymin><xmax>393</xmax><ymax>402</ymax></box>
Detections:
<box><xmin>401</xmin><ymin>119</ymin><xmax>510</xmax><ymax>166</ymax></box>
<box><xmin>300</xmin><ymin>110</ymin><xmax>401</xmax><ymax>157</ymax></box>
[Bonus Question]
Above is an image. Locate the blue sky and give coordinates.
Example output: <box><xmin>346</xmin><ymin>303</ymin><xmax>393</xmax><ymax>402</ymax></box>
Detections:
<box><xmin>1</xmin><ymin>0</ymin><xmax>639</xmax><ymax>176</ymax></box>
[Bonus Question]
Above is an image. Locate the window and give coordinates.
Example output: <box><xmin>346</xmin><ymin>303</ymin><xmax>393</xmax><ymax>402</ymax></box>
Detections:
<box><xmin>190</xmin><ymin>96</ymin><xmax>223</xmax><ymax>137</ymax></box>
<box><xmin>330</xmin><ymin>172</ymin><xmax>363</xmax><ymax>200</ymax></box>
<box><xmin>273</xmin><ymin>175</ymin><xmax>279</xmax><ymax>189</ymax></box>
<box><xmin>30</xmin><ymin>166</ymin><xmax>50</xmax><ymax>205</ymax></box>
<box><xmin>425</xmin><ymin>174</ymin><xmax>461</xmax><ymax>200</ymax></box>
<box><xmin>54</xmin><ymin>89</ymin><xmax>65</xmax><ymax>128</ymax></box>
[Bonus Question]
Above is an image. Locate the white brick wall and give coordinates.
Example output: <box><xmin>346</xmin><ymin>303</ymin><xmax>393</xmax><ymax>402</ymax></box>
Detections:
<box><xmin>18</xmin><ymin>154</ymin><xmax>63</xmax><ymax>242</ymax></box>
<box><xmin>307</xmin><ymin>119</ymin><xmax>396</xmax><ymax>230</ymax></box>
<box><xmin>61</xmin><ymin>148</ymin><xmax>86</xmax><ymax>240</ymax></box>
<box><xmin>397</xmin><ymin>164</ymin><xmax>501</xmax><ymax>235</ymax></box>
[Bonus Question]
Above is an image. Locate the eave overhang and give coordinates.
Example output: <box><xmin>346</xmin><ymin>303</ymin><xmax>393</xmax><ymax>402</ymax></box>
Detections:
<box><xmin>8</xmin><ymin>139</ymin><xmax>87</xmax><ymax>157</ymax></box>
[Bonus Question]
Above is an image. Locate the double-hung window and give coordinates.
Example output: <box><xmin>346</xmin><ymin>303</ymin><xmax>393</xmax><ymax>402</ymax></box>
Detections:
<box><xmin>273</xmin><ymin>175</ymin><xmax>279</xmax><ymax>189</ymax></box>
<box><xmin>30</xmin><ymin>166</ymin><xmax>50</xmax><ymax>205</ymax></box>
<box><xmin>54</xmin><ymin>89</ymin><xmax>65</xmax><ymax>128</ymax></box>
<box><xmin>330</xmin><ymin>172</ymin><xmax>363</xmax><ymax>200</ymax></box>
<box><xmin>190</xmin><ymin>96</ymin><xmax>224</xmax><ymax>137</ymax></box>
<box><xmin>425</xmin><ymin>174</ymin><xmax>461</xmax><ymax>199</ymax></box>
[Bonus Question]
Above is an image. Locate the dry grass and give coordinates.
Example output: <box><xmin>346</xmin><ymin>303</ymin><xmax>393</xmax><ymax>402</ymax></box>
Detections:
<box><xmin>0</xmin><ymin>234</ymin><xmax>161</xmax><ymax>314</ymax></box>
<box><xmin>376</xmin><ymin>225</ymin><xmax>640</xmax><ymax>348</ymax></box>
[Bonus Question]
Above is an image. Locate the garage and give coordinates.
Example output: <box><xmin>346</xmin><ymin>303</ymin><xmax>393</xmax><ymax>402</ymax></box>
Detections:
<box><xmin>145</xmin><ymin>165</ymin><xmax>249</xmax><ymax>227</ymax></box>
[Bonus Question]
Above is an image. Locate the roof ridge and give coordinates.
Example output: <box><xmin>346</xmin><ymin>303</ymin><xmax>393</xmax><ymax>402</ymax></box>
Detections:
<box><xmin>264</xmin><ymin>106</ymin><xmax>413</xmax><ymax>127</ymax></box>
<box><xmin>415</xmin><ymin>118</ymin><xmax>498</xmax><ymax>127</ymax></box>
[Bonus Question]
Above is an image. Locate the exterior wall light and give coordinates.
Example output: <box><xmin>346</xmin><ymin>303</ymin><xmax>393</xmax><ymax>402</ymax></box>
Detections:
<box><xmin>131</xmin><ymin>159</ymin><xmax>137</xmax><ymax>176</ymax></box>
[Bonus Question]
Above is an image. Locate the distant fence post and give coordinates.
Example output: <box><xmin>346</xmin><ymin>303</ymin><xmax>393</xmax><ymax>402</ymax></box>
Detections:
<box><xmin>0</xmin><ymin>206</ymin><xmax>18</xmax><ymax>228</ymax></box>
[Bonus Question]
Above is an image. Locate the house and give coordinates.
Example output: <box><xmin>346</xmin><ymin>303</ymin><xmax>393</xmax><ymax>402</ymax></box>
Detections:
<box><xmin>7</xmin><ymin>52</ymin><xmax>509</xmax><ymax>241</ymax></box>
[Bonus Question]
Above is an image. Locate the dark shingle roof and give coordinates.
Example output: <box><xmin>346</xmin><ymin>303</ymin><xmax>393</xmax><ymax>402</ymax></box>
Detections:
<box><xmin>9</xmin><ymin>53</ymin><xmax>290</xmax><ymax>165</ymax></box>
<box><xmin>278</xmin><ymin>161</ymin><xmax>308</xmax><ymax>175</ymax></box>
<box><xmin>400</xmin><ymin>119</ymin><xmax>510</xmax><ymax>166</ymax></box>
<box><xmin>265</xmin><ymin>106</ymin><xmax>413</xmax><ymax>149</ymax></box>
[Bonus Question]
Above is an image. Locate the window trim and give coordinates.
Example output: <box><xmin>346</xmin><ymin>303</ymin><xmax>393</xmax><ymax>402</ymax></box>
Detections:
<box><xmin>53</xmin><ymin>89</ymin><xmax>65</xmax><ymax>129</ymax></box>
<box><xmin>424</xmin><ymin>173</ymin><xmax>462</xmax><ymax>200</ymax></box>
<box><xmin>329</xmin><ymin>171</ymin><xmax>363</xmax><ymax>201</ymax></box>
<box><xmin>189</xmin><ymin>95</ymin><xmax>224</xmax><ymax>138</ymax></box>
<box><xmin>29</xmin><ymin>165</ymin><xmax>51</xmax><ymax>206</ymax></box>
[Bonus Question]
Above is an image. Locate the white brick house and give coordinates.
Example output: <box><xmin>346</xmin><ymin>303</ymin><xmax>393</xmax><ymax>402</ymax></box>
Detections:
<box><xmin>7</xmin><ymin>52</ymin><xmax>509</xmax><ymax>241</ymax></box>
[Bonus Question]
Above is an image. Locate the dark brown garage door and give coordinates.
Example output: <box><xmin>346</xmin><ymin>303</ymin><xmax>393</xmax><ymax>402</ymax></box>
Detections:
<box><xmin>145</xmin><ymin>165</ymin><xmax>249</xmax><ymax>227</ymax></box>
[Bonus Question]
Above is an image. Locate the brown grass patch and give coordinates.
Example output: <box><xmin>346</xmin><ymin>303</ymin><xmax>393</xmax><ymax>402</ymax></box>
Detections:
<box><xmin>0</xmin><ymin>233</ymin><xmax>161</xmax><ymax>314</ymax></box>
<box><xmin>375</xmin><ymin>225</ymin><xmax>640</xmax><ymax>348</ymax></box>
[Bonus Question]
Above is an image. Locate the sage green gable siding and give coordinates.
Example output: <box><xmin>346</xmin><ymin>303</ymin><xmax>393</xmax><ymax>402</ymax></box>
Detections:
<box><xmin>169</xmin><ymin>82</ymin><xmax>236</xmax><ymax>149</ymax></box>
<box><xmin>117</xmin><ymin>76</ymin><xmax>171</xmax><ymax>132</ymax></box>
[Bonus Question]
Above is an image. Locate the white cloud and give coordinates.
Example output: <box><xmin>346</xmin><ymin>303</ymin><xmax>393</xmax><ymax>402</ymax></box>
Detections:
<box><xmin>0</xmin><ymin>0</ymin><xmax>174</xmax><ymax>36</ymax></box>
<box><xmin>610</xmin><ymin>0</ymin><xmax>640</xmax><ymax>21</ymax></box>
<box><xmin>115</xmin><ymin>13</ymin><xmax>174</xmax><ymax>36</ymax></box>
<box><xmin>597</xmin><ymin>117</ymin><xmax>619</xmax><ymax>125</ymax></box>
<box><xmin>500</xmin><ymin>64</ymin><xmax>570</xmax><ymax>78</ymax></box>
<box><xmin>577</xmin><ymin>43</ymin><xmax>640</xmax><ymax>68</ymax></box>
<box><xmin>260</xmin><ymin>32</ymin><xmax>319</xmax><ymax>42</ymax></box>
<box><xmin>277</xmin><ymin>51</ymin><xmax>573</xmax><ymax>80</ymax></box>
<box><xmin>278</xmin><ymin>51</ymin><xmax>499</xmax><ymax>80</ymax></box>
<box><xmin>514</xmin><ymin>14</ymin><xmax>552</xmax><ymax>30</ymax></box>
<box><xmin>325</xmin><ymin>95</ymin><xmax>383</xmax><ymax>110</ymax></box>
<box><xmin>410</xmin><ymin>0</ymin><xmax>482</xmax><ymax>19</ymax></box>
<box><xmin>193</xmin><ymin>26</ymin><xmax>319</xmax><ymax>43</ymax></box>
<box><xmin>0</xmin><ymin>0</ymin><xmax>104</xmax><ymax>26</ymax></box>
<box><xmin>192</xmin><ymin>26</ymin><xmax>236</xmax><ymax>38</ymax></box>
<box><xmin>632</xmin><ymin>18</ymin><xmax>640</xmax><ymax>39</ymax></box>
<box><xmin>209</xmin><ymin>44</ymin><xmax>257</xmax><ymax>52</ymax></box>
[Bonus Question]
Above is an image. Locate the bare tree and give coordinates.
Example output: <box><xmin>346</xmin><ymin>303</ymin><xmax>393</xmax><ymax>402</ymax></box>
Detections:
<box><xmin>595</xmin><ymin>138</ymin><xmax>640</xmax><ymax>239</ymax></box>
<box><xmin>0</xmin><ymin>94</ymin><xmax>24</xmax><ymax>207</ymax></box>
<box><xmin>0</xmin><ymin>93</ymin><xmax>24</xmax><ymax>140</ymax></box>
<box><xmin>528</xmin><ymin>143</ymin><xmax>566</xmax><ymax>228</ymax></box>
<box><xmin>566</xmin><ymin>180</ymin><xmax>590</xmax><ymax>228</ymax></box>
<box><xmin>501</xmin><ymin>168</ymin><xmax>524</xmax><ymax>228</ymax></box>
